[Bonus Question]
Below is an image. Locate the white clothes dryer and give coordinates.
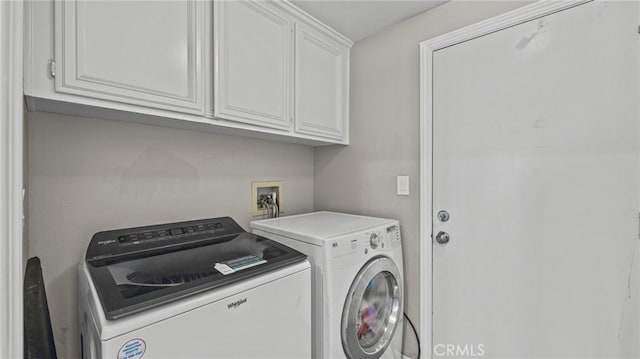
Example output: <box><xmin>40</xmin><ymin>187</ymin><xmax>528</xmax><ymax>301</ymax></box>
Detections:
<box><xmin>251</xmin><ymin>211</ymin><xmax>404</xmax><ymax>359</ymax></box>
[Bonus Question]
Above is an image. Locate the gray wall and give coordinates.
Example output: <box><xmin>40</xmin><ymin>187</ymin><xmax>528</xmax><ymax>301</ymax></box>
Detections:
<box><xmin>27</xmin><ymin>111</ymin><xmax>314</xmax><ymax>358</ymax></box>
<box><xmin>314</xmin><ymin>1</ymin><xmax>529</xmax><ymax>356</ymax></box>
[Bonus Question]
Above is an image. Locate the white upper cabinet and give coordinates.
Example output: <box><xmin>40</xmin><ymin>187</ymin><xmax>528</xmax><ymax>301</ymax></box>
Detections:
<box><xmin>294</xmin><ymin>23</ymin><xmax>348</xmax><ymax>140</ymax></box>
<box><xmin>214</xmin><ymin>1</ymin><xmax>292</xmax><ymax>130</ymax></box>
<box><xmin>214</xmin><ymin>1</ymin><xmax>351</xmax><ymax>142</ymax></box>
<box><xmin>54</xmin><ymin>0</ymin><xmax>205</xmax><ymax>114</ymax></box>
<box><xmin>25</xmin><ymin>0</ymin><xmax>351</xmax><ymax>145</ymax></box>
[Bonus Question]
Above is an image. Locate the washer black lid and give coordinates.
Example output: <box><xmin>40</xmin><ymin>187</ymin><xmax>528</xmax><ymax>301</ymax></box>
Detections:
<box><xmin>85</xmin><ymin>217</ymin><xmax>306</xmax><ymax>320</ymax></box>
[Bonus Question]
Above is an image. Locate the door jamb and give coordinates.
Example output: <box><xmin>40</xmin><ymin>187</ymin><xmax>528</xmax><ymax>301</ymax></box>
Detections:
<box><xmin>0</xmin><ymin>0</ymin><xmax>24</xmax><ymax>357</ymax></box>
<box><xmin>418</xmin><ymin>1</ymin><xmax>590</xmax><ymax>356</ymax></box>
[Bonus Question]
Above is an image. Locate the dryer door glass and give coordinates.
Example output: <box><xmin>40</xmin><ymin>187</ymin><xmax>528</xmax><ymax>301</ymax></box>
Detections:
<box><xmin>341</xmin><ymin>257</ymin><xmax>402</xmax><ymax>359</ymax></box>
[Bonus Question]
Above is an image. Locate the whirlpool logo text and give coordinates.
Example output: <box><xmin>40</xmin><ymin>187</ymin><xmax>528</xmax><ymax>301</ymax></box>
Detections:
<box><xmin>227</xmin><ymin>297</ymin><xmax>247</xmax><ymax>309</ymax></box>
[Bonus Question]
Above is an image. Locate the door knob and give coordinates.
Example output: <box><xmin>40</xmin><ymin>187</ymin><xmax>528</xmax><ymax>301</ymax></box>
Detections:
<box><xmin>435</xmin><ymin>231</ymin><xmax>450</xmax><ymax>244</ymax></box>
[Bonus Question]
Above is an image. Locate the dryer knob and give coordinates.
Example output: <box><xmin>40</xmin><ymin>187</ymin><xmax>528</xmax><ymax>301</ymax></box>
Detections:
<box><xmin>369</xmin><ymin>233</ymin><xmax>380</xmax><ymax>249</ymax></box>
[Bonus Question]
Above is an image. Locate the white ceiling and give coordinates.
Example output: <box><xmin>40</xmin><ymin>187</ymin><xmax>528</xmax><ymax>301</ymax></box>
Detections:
<box><xmin>291</xmin><ymin>1</ymin><xmax>447</xmax><ymax>42</ymax></box>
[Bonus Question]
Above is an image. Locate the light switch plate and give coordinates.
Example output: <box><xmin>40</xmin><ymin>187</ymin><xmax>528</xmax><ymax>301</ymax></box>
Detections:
<box><xmin>397</xmin><ymin>176</ymin><xmax>409</xmax><ymax>196</ymax></box>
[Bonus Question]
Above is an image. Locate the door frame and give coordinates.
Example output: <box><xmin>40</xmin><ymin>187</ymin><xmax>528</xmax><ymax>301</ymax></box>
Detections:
<box><xmin>418</xmin><ymin>1</ymin><xmax>590</xmax><ymax>356</ymax></box>
<box><xmin>0</xmin><ymin>0</ymin><xmax>24</xmax><ymax>357</ymax></box>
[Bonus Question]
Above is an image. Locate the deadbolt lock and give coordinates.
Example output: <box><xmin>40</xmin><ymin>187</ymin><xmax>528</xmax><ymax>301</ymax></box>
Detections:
<box><xmin>437</xmin><ymin>210</ymin><xmax>450</xmax><ymax>222</ymax></box>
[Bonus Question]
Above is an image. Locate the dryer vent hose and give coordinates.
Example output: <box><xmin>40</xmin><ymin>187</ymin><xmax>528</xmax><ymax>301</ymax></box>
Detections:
<box><xmin>403</xmin><ymin>312</ymin><xmax>420</xmax><ymax>359</ymax></box>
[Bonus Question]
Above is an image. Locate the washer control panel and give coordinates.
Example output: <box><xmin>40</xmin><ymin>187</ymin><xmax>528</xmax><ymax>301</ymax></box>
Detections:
<box><xmin>386</xmin><ymin>224</ymin><xmax>401</xmax><ymax>248</ymax></box>
<box><xmin>367</xmin><ymin>224</ymin><xmax>400</xmax><ymax>251</ymax></box>
<box><xmin>369</xmin><ymin>232</ymin><xmax>381</xmax><ymax>249</ymax></box>
<box><xmin>328</xmin><ymin>222</ymin><xmax>401</xmax><ymax>257</ymax></box>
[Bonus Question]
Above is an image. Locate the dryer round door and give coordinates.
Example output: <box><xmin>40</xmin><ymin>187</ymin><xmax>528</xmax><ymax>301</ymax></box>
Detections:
<box><xmin>341</xmin><ymin>256</ymin><xmax>403</xmax><ymax>359</ymax></box>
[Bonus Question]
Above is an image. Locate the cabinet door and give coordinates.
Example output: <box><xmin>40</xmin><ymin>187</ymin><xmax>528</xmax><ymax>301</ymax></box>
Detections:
<box><xmin>294</xmin><ymin>23</ymin><xmax>348</xmax><ymax>141</ymax></box>
<box><xmin>55</xmin><ymin>0</ymin><xmax>204</xmax><ymax>114</ymax></box>
<box><xmin>215</xmin><ymin>1</ymin><xmax>292</xmax><ymax>130</ymax></box>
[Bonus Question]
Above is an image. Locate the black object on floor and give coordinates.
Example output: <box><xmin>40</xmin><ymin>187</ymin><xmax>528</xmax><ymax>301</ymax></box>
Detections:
<box><xmin>24</xmin><ymin>257</ymin><xmax>57</xmax><ymax>359</ymax></box>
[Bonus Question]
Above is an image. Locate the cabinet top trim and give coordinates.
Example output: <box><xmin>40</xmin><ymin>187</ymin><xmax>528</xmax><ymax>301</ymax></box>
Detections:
<box><xmin>275</xmin><ymin>0</ymin><xmax>354</xmax><ymax>47</ymax></box>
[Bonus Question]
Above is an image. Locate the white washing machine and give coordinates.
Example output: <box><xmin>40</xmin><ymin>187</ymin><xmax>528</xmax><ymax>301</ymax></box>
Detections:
<box><xmin>78</xmin><ymin>217</ymin><xmax>311</xmax><ymax>359</ymax></box>
<box><xmin>251</xmin><ymin>211</ymin><xmax>404</xmax><ymax>359</ymax></box>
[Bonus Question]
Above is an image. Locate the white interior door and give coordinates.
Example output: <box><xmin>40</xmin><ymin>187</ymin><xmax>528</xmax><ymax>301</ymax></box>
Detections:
<box><xmin>432</xmin><ymin>2</ymin><xmax>640</xmax><ymax>358</ymax></box>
